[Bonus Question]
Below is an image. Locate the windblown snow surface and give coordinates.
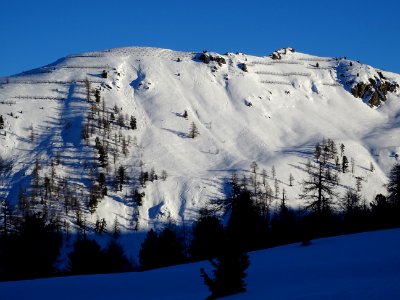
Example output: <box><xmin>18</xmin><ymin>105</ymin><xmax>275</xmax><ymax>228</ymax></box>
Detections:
<box><xmin>1</xmin><ymin>229</ymin><xmax>399</xmax><ymax>300</ymax></box>
<box><xmin>0</xmin><ymin>47</ymin><xmax>400</xmax><ymax>258</ymax></box>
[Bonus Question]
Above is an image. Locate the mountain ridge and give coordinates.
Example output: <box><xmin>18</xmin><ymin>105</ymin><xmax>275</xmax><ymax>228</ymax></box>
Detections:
<box><xmin>0</xmin><ymin>46</ymin><xmax>399</xmax><ymax>240</ymax></box>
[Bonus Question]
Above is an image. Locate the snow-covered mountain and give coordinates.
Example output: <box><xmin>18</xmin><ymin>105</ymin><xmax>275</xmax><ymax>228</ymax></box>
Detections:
<box><xmin>0</xmin><ymin>46</ymin><xmax>399</xmax><ymax>235</ymax></box>
<box><xmin>1</xmin><ymin>228</ymin><xmax>399</xmax><ymax>300</ymax></box>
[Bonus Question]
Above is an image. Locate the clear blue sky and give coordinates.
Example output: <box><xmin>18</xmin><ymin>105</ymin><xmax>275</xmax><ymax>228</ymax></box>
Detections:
<box><xmin>1</xmin><ymin>0</ymin><xmax>399</xmax><ymax>76</ymax></box>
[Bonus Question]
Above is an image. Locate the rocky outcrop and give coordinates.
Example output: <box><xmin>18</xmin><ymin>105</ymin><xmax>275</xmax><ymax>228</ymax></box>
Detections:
<box><xmin>197</xmin><ymin>53</ymin><xmax>226</xmax><ymax>66</ymax></box>
<box><xmin>269</xmin><ymin>47</ymin><xmax>295</xmax><ymax>60</ymax></box>
<box><xmin>351</xmin><ymin>77</ymin><xmax>398</xmax><ymax>107</ymax></box>
<box><xmin>239</xmin><ymin>63</ymin><xmax>248</xmax><ymax>72</ymax></box>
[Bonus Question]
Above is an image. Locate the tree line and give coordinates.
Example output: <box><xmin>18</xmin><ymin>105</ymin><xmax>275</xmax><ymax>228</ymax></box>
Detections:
<box><xmin>1</xmin><ymin>129</ymin><xmax>400</xmax><ymax>300</ymax></box>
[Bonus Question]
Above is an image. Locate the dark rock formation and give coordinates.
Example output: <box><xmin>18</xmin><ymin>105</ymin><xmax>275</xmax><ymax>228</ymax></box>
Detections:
<box><xmin>269</xmin><ymin>48</ymin><xmax>295</xmax><ymax>60</ymax></box>
<box><xmin>197</xmin><ymin>53</ymin><xmax>226</xmax><ymax>66</ymax></box>
<box><xmin>351</xmin><ymin>77</ymin><xmax>398</xmax><ymax>107</ymax></box>
<box><xmin>239</xmin><ymin>63</ymin><xmax>248</xmax><ymax>72</ymax></box>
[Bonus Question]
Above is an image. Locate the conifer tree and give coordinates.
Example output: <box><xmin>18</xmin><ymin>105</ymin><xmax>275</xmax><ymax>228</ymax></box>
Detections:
<box><xmin>94</xmin><ymin>89</ymin><xmax>101</xmax><ymax>103</ymax></box>
<box><xmin>139</xmin><ymin>227</ymin><xmax>185</xmax><ymax>270</ymax></box>
<box><xmin>315</xmin><ymin>143</ymin><xmax>321</xmax><ymax>159</ymax></box>
<box><xmin>188</xmin><ymin>122</ymin><xmax>199</xmax><ymax>138</ymax></box>
<box><xmin>370</xmin><ymin>162</ymin><xmax>375</xmax><ymax>172</ymax></box>
<box><xmin>0</xmin><ymin>115</ymin><xmax>4</xmax><ymax>129</ymax></box>
<box><xmin>190</xmin><ymin>209</ymin><xmax>225</xmax><ymax>261</ymax></box>
<box><xmin>300</xmin><ymin>146</ymin><xmax>338</xmax><ymax>216</ymax></box>
<box><xmin>112</xmin><ymin>216</ymin><xmax>121</xmax><ymax>239</ymax></box>
<box><xmin>98</xmin><ymin>145</ymin><xmax>108</xmax><ymax>168</ymax></box>
<box><xmin>161</xmin><ymin>170</ymin><xmax>168</xmax><ymax>181</ymax></box>
<box><xmin>157</xmin><ymin>227</ymin><xmax>185</xmax><ymax>267</ymax></box>
<box><xmin>130</xmin><ymin>115</ymin><xmax>137</xmax><ymax>130</ymax></box>
<box><xmin>103</xmin><ymin>239</ymin><xmax>133</xmax><ymax>273</ymax></box>
<box><xmin>1</xmin><ymin>214</ymin><xmax>62</xmax><ymax>280</ymax></box>
<box><xmin>0</xmin><ymin>198</ymin><xmax>12</xmax><ymax>237</ymax></box>
<box><xmin>289</xmin><ymin>173</ymin><xmax>294</xmax><ymax>186</ymax></box>
<box><xmin>226</xmin><ymin>190</ymin><xmax>268</xmax><ymax>251</ymax></box>
<box><xmin>350</xmin><ymin>157</ymin><xmax>355</xmax><ymax>173</ymax></box>
<box><xmin>387</xmin><ymin>163</ymin><xmax>400</xmax><ymax>213</ymax></box>
<box><xmin>261</xmin><ymin>169</ymin><xmax>267</xmax><ymax>186</ymax></box>
<box><xmin>117</xmin><ymin>114</ymin><xmax>125</xmax><ymax>127</ymax></box>
<box><xmin>138</xmin><ymin>229</ymin><xmax>159</xmax><ymax>270</ymax></box>
<box><xmin>355</xmin><ymin>176</ymin><xmax>362</xmax><ymax>192</ymax></box>
<box><xmin>84</xmin><ymin>78</ymin><xmax>91</xmax><ymax>102</ymax></box>
<box><xmin>98</xmin><ymin>172</ymin><xmax>107</xmax><ymax>195</ymax></box>
<box><xmin>274</xmin><ymin>178</ymin><xmax>279</xmax><ymax>198</ymax></box>
<box><xmin>370</xmin><ymin>194</ymin><xmax>392</xmax><ymax>225</ymax></box>
<box><xmin>342</xmin><ymin>156</ymin><xmax>349</xmax><ymax>173</ymax></box>
<box><xmin>340</xmin><ymin>188</ymin><xmax>361</xmax><ymax>216</ymax></box>
<box><xmin>340</xmin><ymin>143</ymin><xmax>345</xmax><ymax>157</ymax></box>
<box><xmin>117</xmin><ymin>165</ymin><xmax>125</xmax><ymax>190</ymax></box>
<box><xmin>200</xmin><ymin>245</ymin><xmax>250</xmax><ymax>299</ymax></box>
<box><xmin>67</xmin><ymin>238</ymin><xmax>105</xmax><ymax>275</ymax></box>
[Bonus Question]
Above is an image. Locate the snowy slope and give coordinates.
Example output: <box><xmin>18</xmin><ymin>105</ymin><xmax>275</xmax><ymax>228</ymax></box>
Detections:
<box><xmin>0</xmin><ymin>46</ymin><xmax>400</xmax><ymax>237</ymax></box>
<box><xmin>1</xmin><ymin>229</ymin><xmax>399</xmax><ymax>300</ymax></box>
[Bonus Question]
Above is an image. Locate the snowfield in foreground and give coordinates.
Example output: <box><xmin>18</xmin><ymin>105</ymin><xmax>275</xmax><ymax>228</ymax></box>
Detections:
<box><xmin>1</xmin><ymin>228</ymin><xmax>399</xmax><ymax>300</ymax></box>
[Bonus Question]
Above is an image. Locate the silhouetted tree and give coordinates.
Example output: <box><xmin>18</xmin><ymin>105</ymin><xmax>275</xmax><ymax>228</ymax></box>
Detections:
<box><xmin>139</xmin><ymin>227</ymin><xmax>185</xmax><ymax>270</ymax></box>
<box><xmin>139</xmin><ymin>229</ymin><xmax>160</xmax><ymax>270</ymax></box>
<box><xmin>157</xmin><ymin>227</ymin><xmax>185</xmax><ymax>267</ymax></box>
<box><xmin>370</xmin><ymin>194</ymin><xmax>392</xmax><ymax>227</ymax></box>
<box><xmin>190</xmin><ymin>209</ymin><xmax>225</xmax><ymax>261</ymax></box>
<box><xmin>67</xmin><ymin>238</ymin><xmax>105</xmax><ymax>275</ymax></box>
<box><xmin>339</xmin><ymin>188</ymin><xmax>369</xmax><ymax>231</ymax></box>
<box><xmin>226</xmin><ymin>190</ymin><xmax>268</xmax><ymax>251</ymax></box>
<box><xmin>0</xmin><ymin>213</ymin><xmax>62</xmax><ymax>280</ymax></box>
<box><xmin>387</xmin><ymin>163</ymin><xmax>400</xmax><ymax>213</ymax></box>
<box><xmin>103</xmin><ymin>239</ymin><xmax>133</xmax><ymax>273</ymax></box>
<box><xmin>200</xmin><ymin>245</ymin><xmax>250</xmax><ymax>299</ymax></box>
<box><xmin>0</xmin><ymin>199</ymin><xmax>12</xmax><ymax>238</ymax></box>
<box><xmin>112</xmin><ymin>216</ymin><xmax>121</xmax><ymax>239</ymax></box>
<box><xmin>300</xmin><ymin>157</ymin><xmax>337</xmax><ymax>216</ymax></box>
